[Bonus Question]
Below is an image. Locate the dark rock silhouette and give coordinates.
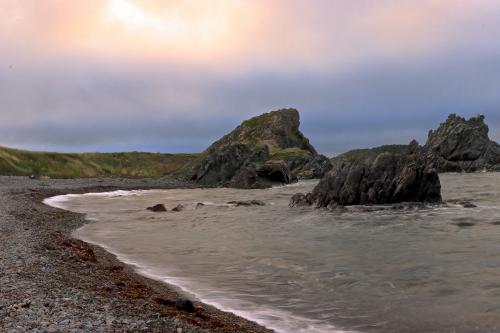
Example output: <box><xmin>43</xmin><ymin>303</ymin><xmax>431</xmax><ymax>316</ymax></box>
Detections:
<box><xmin>424</xmin><ymin>114</ymin><xmax>500</xmax><ymax>172</ymax></box>
<box><xmin>146</xmin><ymin>204</ymin><xmax>167</xmax><ymax>212</ymax></box>
<box><xmin>293</xmin><ymin>141</ymin><xmax>442</xmax><ymax>207</ymax></box>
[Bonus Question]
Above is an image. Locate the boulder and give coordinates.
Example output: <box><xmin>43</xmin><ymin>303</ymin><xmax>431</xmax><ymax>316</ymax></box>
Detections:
<box><xmin>228</xmin><ymin>200</ymin><xmax>266</xmax><ymax>206</ymax></box>
<box><xmin>172</xmin><ymin>204</ymin><xmax>184</xmax><ymax>212</ymax></box>
<box><xmin>424</xmin><ymin>114</ymin><xmax>500</xmax><ymax>172</ymax></box>
<box><xmin>294</xmin><ymin>141</ymin><xmax>442</xmax><ymax>207</ymax></box>
<box><xmin>175</xmin><ymin>298</ymin><xmax>196</xmax><ymax>313</ymax></box>
<box><xmin>147</xmin><ymin>204</ymin><xmax>167</xmax><ymax>212</ymax></box>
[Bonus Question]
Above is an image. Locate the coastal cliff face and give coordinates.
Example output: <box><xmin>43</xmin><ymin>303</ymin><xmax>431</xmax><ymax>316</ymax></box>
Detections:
<box><xmin>207</xmin><ymin>108</ymin><xmax>317</xmax><ymax>155</ymax></box>
<box><xmin>292</xmin><ymin>141</ymin><xmax>441</xmax><ymax>207</ymax></box>
<box><xmin>191</xmin><ymin>109</ymin><xmax>331</xmax><ymax>187</ymax></box>
<box><xmin>424</xmin><ymin>114</ymin><xmax>500</xmax><ymax>172</ymax></box>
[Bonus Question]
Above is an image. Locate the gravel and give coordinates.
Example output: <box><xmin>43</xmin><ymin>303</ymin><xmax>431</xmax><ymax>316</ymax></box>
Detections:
<box><xmin>0</xmin><ymin>176</ymin><xmax>272</xmax><ymax>333</ymax></box>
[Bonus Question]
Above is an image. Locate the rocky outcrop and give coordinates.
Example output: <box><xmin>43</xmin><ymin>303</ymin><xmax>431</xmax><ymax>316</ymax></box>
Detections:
<box><xmin>190</xmin><ymin>109</ymin><xmax>330</xmax><ymax>187</ymax></box>
<box><xmin>207</xmin><ymin>108</ymin><xmax>317</xmax><ymax>155</ymax></box>
<box><xmin>293</xmin><ymin>141</ymin><xmax>442</xmax><ymax>207</ymax></box>
<box><xmin>424</xmin><ymin>114</ymin><xmax>500</xmax><ymax>172</ymax></box>
<box><xmin>190</xmin><ymin>143</ymin><xmax>292</xmax><ymax>188</ymax></box>
<box><xmin>284</xmin><ymin>154</ymin><xmax>332</xmax><ymax>179</ymax></box>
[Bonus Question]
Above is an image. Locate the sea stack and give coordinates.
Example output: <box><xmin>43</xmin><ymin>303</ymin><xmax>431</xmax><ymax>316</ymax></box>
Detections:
<box><xmin>291</xmin><ymin>141</ymin><xmax>442</xmax><ymax>207</ymax></box>
<box><xmin>190</xmin><ymin>108</ymin><xmax>332</xmax><ymax>188</ymax></box>
<box><xmin>424</xmin><ymin>114</ymin><xmax>500</xmax><ymax>172</ymax></box>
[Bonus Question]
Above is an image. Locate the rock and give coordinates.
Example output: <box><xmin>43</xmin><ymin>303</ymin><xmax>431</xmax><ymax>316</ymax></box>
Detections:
<box><xmin>290</xmin><ymin>154</ymin><xmax>333</xmax><ymax>179</ymax></box>
<box><xmin>146</xmin><ymin>204</ymin><xmax>167</xmax><ymax>212</ymax></box>
<box><xmin>175</xmin><ymin>299</ymin><xmax>195</xmax><ymax>313</ymax></box>
<box><xmin>424</xmin><ymin>114</ymin><xmax>500</xmax><ymax>172</ymax></box>
<box><xmin>257</xmin><ymin>160</ymin><xmax>292</xmax><ymax>183</ymax></box>
<box><xmin>296</xmin><ymin>141</ymin><xmax>441</xmax><ymax>207</ymax></box>
<box><xmin>195</xmin><ymin>203</ymin><xmax>205</xmax><ymax>209</ymax></box>
<box><xmin>289</xmin><ymin>193</ymin><xmax>313</xmax><ymax>207</ymax></box>
<box><xmin>206</xmin><ymin>108</ymin><xmax>317</xmax><ymax>155</ymax></box>
<box><xmin>228</xmin><ymin>200</ymin><xmax>265</xmax><ymax>207</ymax></box>
<box><xmin>172</xmin><ymin>204</ymin><xmax>184</xmax><ymax>212</ymax></box>
<box><xmin>191</xmin><ymin>143</ymin><xmax>270</xmax><ymax>188</ymax></box>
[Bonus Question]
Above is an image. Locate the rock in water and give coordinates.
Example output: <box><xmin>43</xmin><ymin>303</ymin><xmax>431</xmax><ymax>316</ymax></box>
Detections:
<box><xmin>424</xmin><ymin>114</ymin><xmax>500</xmax><ymax>172</ymax></box>
<box><xmin>295</xmin><ymin>141</ymin><xmax>442</xmax><ymax>207</ymax></box>
<box><xmin>172</xmin><ymin>204</ymin><xmax>184</xmax><ymax>212</ymax></box>
<box><xmin>146</xmin><ymin>204</ymin><xmax>167</xmax><ymax>212</ymax></box>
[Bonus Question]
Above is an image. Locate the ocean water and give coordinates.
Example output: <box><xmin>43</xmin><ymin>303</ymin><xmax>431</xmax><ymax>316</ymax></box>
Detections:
<box><xmin>45</xmin><ymin>173</ymin><xmax>500</xmax><ymax>333</ymax></box>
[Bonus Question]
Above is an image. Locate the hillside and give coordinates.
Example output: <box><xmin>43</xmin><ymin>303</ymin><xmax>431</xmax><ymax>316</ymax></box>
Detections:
<box><xmin>0</xmin><ymin>146</ymin><xmax>200</xmax><ymax>178</ymax></box>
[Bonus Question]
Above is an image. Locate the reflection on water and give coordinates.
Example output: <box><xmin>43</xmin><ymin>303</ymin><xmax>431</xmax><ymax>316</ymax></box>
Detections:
<box><xmin>46</xmin><ymin>173</ymin><xmax>500</xmax><ymax>333</ymax></box>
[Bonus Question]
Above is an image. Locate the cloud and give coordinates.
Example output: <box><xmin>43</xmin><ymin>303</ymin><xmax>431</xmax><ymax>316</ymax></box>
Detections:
<box><xmin>0</xmin><ymin>1</ymin><xmax>499</xmax><ymax>153</ymax></box>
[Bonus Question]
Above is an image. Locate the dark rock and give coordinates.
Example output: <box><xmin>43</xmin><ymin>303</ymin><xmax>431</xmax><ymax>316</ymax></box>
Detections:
<box><xmin>191</xmin><ymin>143</ymin><xmax>270</xmax><ymax>188</ymax></box>
<box><xmin>296</xmin><ymin>141</ymin><xmax>441</xmax><ymax>207</ymax></box>
<box><xmin>257</xmin><ymin>160</ymin><xmax>292</xmax><ymax>183</ymax></box>
<box><xmin>284</xmin><ymin>154</ymin><xmax>333</xmax><ymax>179</ymax></box>
<box><xmin>424</xmin><ymin>114</ymin><xmax>500</xmax><ymax>172</ymax></box>
<box><xmin>228</xmin><ymin>200</ymin><xmax>266</xmax><ymax>207</ymax></box>
<box><xmin>146</xmin><ymin>204</ymin><xmax>167</xmax><ymax>212</ymax></box>
<box><xmin>289</xmin><ymin>193</ymin><xmax>313</xmax><ymax>207</ymax></box>
<box><xmin>454</xmin><ymin>222</ymin><xmax>475</xmax><ymax>227</ymax></box>
<box><xmin>172</xmin><ymin>204</ymin><xmax>184</xmax><ymax>212</ymax></box>
<box><xmin>195</xmin><ymin>203</ymin><xmax>205</xmax><ymax>209</ymax></box>
<box><xmin>175</xmin><ymin>298</ymin><xmax>196</xmax><ymax>313</ymax></box>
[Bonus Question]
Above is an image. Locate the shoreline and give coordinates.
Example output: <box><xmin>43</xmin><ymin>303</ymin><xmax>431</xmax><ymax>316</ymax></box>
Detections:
<box><xmin>0</xmin><ymin>176</ymin><xmax>273</xmax><ymax>332</ymax></box>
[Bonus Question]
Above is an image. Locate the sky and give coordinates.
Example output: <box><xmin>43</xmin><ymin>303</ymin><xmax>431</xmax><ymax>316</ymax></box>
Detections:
<box><xmin>1</xmin><ymin>0</ymin><xmax>499</xmax><ymax>155</ymax></box>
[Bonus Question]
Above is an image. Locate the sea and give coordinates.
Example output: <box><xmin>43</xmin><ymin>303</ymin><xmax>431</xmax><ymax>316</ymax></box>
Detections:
<box><xmin>44</xmin><ymin>173</ymin><xmax>500</xmax><ymax>333</ymax></box>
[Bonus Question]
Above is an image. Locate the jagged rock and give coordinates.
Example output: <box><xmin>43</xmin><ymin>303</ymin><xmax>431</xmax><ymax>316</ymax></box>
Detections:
<box><xmin>424</xmin><ymin>114</ymin><xmax>500</xmax><ymax>172</ymax></box>
<box><xmin>146</xmin><ymin>204</ymin><xmax>167</xmax><ymax>212</ymax></box>
<box><xmin>257</xmin><ymin>160</ymin><xmax>292</xmax><ymax>183</ymax></box>
<box><xmin>191</xmin><ymin>143</ymin><xmax>269</xmax><ymax>187</ymax></box>
<box><xmin>207</xmin><ymin>108</ymin><xmax>316</xmax><ymax>155</ymax></box>
<box><xmin>289</xmin><ymin>193</ymin><xmax>313</xmax><ymax>207</ymax></box>
<box><xmin>285</xmin><ymin>154</ymin><xmax>332</xmax><ymax>179</ymax></box>
<box><xmin>295</xmin><ymin>141</ymin><xmax>441</xmax><ymax>207</ymax></box>
<box><xmin>172</xmin><ymin>204</ymin><xmax>184</xmax><ymax>212</ymax></box>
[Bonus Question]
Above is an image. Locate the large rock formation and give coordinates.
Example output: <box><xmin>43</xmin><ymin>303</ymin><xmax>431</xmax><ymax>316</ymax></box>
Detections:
<box><xmin>191</xmin><ymin>143</ymin><xmax>292</xmax><ymax>188</ymax></box>
<box><xmin>190</xmin><ymin>109</ymin><xmax>332</xmax><ymax>187</ymax></box>
<box><xmin>424</xmin><ymin>114</ymin><xmax>500</xmax><ymax>172</ymax></box>
<box><xmin>292</xmin><ymin>141</ymin><xmax>442</xmax><ymax>207</ymax></box>
<box><xmin>207</xmin><ymin>108</ymin><xmax>317</xmax><ymax>155</ymax></box>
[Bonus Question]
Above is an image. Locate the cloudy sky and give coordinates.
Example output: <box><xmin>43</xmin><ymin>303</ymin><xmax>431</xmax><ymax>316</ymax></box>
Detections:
<box><xmin>1</xmin><ymin>0</ymin><xmax>499</xmax><ymax>155</ymax></box>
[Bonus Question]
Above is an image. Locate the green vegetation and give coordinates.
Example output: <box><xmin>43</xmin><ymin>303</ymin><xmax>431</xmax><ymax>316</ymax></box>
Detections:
<box><xmin>331</xmin><ymin>145</ymin><xmax>410</xmax><ymax>163</ymax></box>
<box><xmin>0</xmin><ymin>146</ymin><xmax>201</xmax><ymax>178</ymax></box>
<box><xmin>270</xmin><ymin>147</ymin><xmax>311</xmax><ymax>159</ymax></box>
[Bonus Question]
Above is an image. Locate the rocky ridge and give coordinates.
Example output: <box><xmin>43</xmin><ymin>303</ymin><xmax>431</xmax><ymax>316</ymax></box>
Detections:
<box><xmin>191</xmin><ymin>109</ymin><xmax>332</xmax><ymax>187</ymax></box>
<box><xmin>292</xmin><ymin>141</ymin><xmax>442</xmax><ymax>207</ymax></box>
<box><xmin>424</xmin><ymin>114</ymin><xmax>500</xmax><ymax>172</ymax></box>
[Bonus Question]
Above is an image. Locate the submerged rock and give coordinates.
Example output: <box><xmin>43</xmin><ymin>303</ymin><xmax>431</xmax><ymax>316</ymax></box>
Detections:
<box><xmin>146</xmin><ymin>204</ymin><xmax>167</xmax><ymax>212</ymax></box>
<box><xmin>172</xmin><ymin>204</ymin><xmax>184</xmax><ymax>212</ymax></box>
<box><xmin>424</xmin><ymin>114</ymin><xmax>500</xmax><ymax>172</ymax></box>
<box><xmin>228</xmin><ymin>200</ymin><xmax>266</xmax><ymax>207</ymax></box>
<box><xmin>294</xmin><ymin>141</ymin><xmax>442</xmax><ymax>207</ymax></box>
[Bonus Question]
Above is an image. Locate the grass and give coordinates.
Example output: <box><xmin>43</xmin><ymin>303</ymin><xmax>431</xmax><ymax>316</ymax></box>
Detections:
<box><xmin>270</xmin><ymin>148</ymin><xmax>311</xmax><ymax>159</ymax></box>
<box><xmin>0</xmin><ymin>146</ymin><xmax>201</xmax><ymax>178</ymax></box>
